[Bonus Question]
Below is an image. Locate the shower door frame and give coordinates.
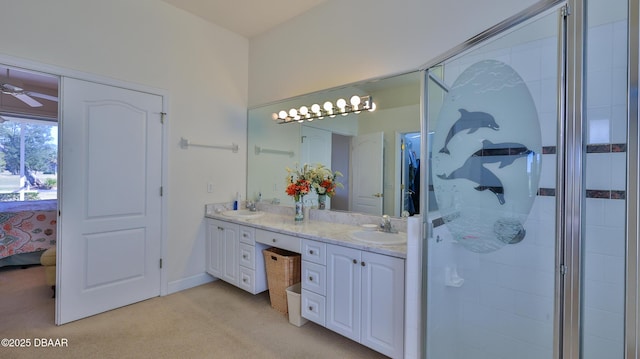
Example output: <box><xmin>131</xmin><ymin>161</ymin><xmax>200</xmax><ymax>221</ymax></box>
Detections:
<box><xmin>418</xmin><ymin>0</ymin><xmax>640</xmax><ymax>358</ymax></box>
<box><xmin>627</xmin><ymin>0</ymin><xmax>639</xmax><ymax>358</ymax></box>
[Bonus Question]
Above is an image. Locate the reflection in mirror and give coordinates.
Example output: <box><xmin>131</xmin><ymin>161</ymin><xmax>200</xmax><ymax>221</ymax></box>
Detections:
<box><xmin>247</xmin><ymin>71</ymin><xmax>421</xmax><ymax>217</ymax></box>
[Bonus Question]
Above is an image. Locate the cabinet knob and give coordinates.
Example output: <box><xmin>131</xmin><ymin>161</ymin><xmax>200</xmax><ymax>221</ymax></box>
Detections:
<box><xmin>243</xmin><ymin>278</ymin><xmax>248</xmax><ymax>283</ymax></box>
<box><xmin>352</xmin><ymin>259</ymin><xmax>357</xmax><ymax>264</ymax></box>
<box><xmin>243</xmin><ymin>255</ymin><xmax>248</xmax><ymax>259</ymax></box>
<box><xmin>309</xmin><ymin>276</ymin><xmax>313</xmax><ymax>282</ymax></box>
<box><xmin>309</xmin><ymin>250</ymin><xmax>314</xmax><ymax>255</ymax></box>
<box><xmin>361</xmin><ymin>261</ymin><xmax>366</xmax><ymax>267</ymax></box>
<box><xmin>217</xmin><ymin>226</ymin><xmax>224</xmax><ymax>230</ymax></box>
<box><xmin>308</xmin><ymin>306</ymin><xmax>313</xmax><ymax>311</ymax></box>
<box><xmin>243</xmin><ymin>233</ymin><xmax>248</xmax><ymax>238</ymax></box>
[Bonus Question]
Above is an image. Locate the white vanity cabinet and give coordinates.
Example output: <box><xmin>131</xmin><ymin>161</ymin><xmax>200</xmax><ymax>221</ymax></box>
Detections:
<box><xmin>206</xmin><ymin>218</ymin><xmax>268</xmax><ymax>294</ymax></box>
<box><xmin>301</xmin><ymin>239</ymin><xmax>405</xmax><ymax>359</ymax></box>
<box><xmin>206</xmin><ymin>218</ymin><xmax>239</xmax><ymax>285</ymax></box>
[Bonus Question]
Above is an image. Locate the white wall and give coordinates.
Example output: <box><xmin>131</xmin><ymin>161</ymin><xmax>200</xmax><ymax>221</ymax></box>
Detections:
<box><xmin>249</xmin><ymin>0</ymin><xmax>539</xmax><ymax>106</ymax></box>
<box><xmin>0</xmin><ymin>0</ymin><xmax>249</xmax><ymax>287</ymax></box>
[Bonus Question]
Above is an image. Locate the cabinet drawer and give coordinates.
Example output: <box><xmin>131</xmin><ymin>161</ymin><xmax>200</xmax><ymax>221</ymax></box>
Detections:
<box><xmin>255</xmin><ymin>229</ymin><xmax>301</xmax><ymax>253</ymax></box>
<box><xmin>302</xmin><ymin>289</ymin><xmax>326</xmax><ymax>327</ymax></box>
<box><xmin>302</xmin><ymin>239</ymin><xmax>326</xmax><ymax>265</ymax></box>
<box><xmin>239</xmin><ymin>243</ymin><xmax>254</xmax><ymax>269</ymax></box>
<box><xmin>239</xmin><ymin>226</ymin><xmax>255</xmax><ymax>245</ymax></box>
<box><xmin>302</xmin><ymin>261</ymin><xmax>326</xmax><ymax>296</ymax></box>
<box><xmin>238</xmin><ymin>266</ymin><xmax>255</xmax><ymax>293</ymax></box>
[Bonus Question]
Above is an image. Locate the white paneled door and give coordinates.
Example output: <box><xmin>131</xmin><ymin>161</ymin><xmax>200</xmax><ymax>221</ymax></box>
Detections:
<box><xmin>301</xmin><ymin>126</ymin><xmax>332</xmax><ymax>206</ymax></box>
<box><xmin>351</xmin><ymin>132</ymin><xmax>383</xmax><ymax>215</ymax></box>
<box><xmin>58</xmin><ymin>78</ymin><xmax>163</xmax><ymax>324</ymax></box>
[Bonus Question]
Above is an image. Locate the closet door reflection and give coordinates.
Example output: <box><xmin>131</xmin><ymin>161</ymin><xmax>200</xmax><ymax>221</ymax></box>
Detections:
<box><xmin>425</xmin><ymin>8</ymin><xmax>561</xmax><ymax>359</ymax></box>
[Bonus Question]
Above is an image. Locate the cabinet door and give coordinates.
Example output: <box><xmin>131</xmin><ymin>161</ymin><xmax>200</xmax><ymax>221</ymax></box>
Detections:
<box><xmin>206</xmin><ymin>219</ymin><xmax>239</xmax><ymax>286</ymax></box>
<box><xmin>220</xmin><ymin>222</ymin><xmax>239</xmax><ymax>285</ymax></box>
<box><xmin>360</xmin><ymin>251</ymin><xmax>405</xmax><ymax>359</ymax></box>
<box><xmin>206</xmin><ymin>219</ymin><xmax>224</xmax><ymax>277</ymax></box>
<box><xmin>326</xmin><ymin>244</ymin><xmax>361</xmax><ymax>341</ymax></box>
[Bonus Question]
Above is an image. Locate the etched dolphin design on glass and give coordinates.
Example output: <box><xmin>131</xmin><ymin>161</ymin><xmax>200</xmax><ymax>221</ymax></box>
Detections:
<box><xmin>439</xmin><ymin>109</ymin><xmax>500</xmax><ymax>154</ymax></box>
<box><xmin>437</xmin><ymin>156</ymin><xmax>506</xmax><ymax>205</ymax></box>
<box><xmin>472</xmin><ymin>140</ymin><xmax>534</xmax><ymax>168</ymax></box>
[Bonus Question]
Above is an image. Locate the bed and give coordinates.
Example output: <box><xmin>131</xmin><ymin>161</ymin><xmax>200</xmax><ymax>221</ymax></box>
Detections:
<box><xmin>0</xmin><ymin>200</ymin><xmax>57</xmax><ymax>268</ymax></box>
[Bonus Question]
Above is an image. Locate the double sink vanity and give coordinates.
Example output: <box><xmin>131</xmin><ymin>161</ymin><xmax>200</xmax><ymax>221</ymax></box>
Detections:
<box><xmin>204</xmin><ymin>203</ymin><xmax>407</xmax><ymax>359</ymax></box>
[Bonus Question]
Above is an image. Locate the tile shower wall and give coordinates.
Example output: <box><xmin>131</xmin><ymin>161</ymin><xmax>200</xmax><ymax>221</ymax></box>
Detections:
<box><xmin>582</xmin><ymin>17</ymin><xmax>627</xmax><ymax>358</ymax></box>
<box><xmin>428</xmin><ymin>17</ymin><xmax>627</xmax><ymax>359</ymax></box>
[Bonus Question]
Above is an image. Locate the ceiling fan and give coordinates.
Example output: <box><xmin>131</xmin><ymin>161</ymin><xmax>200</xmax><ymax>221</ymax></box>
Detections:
<box><xmin>0</xmin><ymin>69</ymin><xmax>58</xmax><ymax>108</ymax></box>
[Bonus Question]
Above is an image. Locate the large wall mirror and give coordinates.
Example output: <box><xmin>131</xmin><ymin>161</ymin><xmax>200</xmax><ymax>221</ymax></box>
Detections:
<box><xmin>247</xmin><ymin>71</ymin><xmax>422</xmax><ymax>218</ymax></box>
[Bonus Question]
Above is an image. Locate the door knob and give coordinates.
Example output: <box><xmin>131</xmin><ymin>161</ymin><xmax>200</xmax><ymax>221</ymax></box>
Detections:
<box><xmin>373</xmin><ymin>193</ymin><xmax>383</xmax><ymax>198</ymax></box>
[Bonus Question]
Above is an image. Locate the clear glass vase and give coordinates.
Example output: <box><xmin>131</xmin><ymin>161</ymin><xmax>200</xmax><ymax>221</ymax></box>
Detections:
<box><xmin>317</xmin><ymin>194</ymin><xmax>327</xmax><ymax>210</ymax></box>
<box><xmin>294</xmin><ymin>197</ymin><xmax>304</xmax><ymax>222</ymax></box>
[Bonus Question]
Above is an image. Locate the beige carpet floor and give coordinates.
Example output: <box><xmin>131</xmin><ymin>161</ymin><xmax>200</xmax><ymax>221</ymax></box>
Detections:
<box><xmin>0</xmin><ymin>265</ymin><xmax>387</xmax><ymax>359</ymax></box>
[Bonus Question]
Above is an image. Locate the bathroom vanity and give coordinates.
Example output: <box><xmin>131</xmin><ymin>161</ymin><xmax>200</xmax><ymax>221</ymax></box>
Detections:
<box><xmin>204</xmin><ymin>205</ymin><xmax>406</xmax><ymax>359</ymax></box>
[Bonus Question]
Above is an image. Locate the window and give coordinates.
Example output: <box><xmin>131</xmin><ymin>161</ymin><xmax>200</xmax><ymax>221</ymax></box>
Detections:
<box><xmin>0</xmin><ymin>116</ymin><xmax>57</xmax><ymax>202</ymax></box>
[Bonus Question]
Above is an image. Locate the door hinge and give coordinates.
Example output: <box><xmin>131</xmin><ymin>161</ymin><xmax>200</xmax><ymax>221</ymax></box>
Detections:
<box><xmin>301</xmin><ymin>136</ymin><xmax>306</xmax><ymax>143</ymax></box>
<box><xmin>160</xmin><ymin>112</ymin><xmax>167</xmax><ymax>124</ymax></box>
<box><xmin>160</xmin><ymin>186</ymin><xmax>163</xmax><ymax>196</ymax></box>
<box><xmin>561</xmin><ymin>5</ymin><xmax>570</xmax><ymax>17</ymax></box>
<box><xmin>160</xmin><ymin>258</ymin><xmax>163</xmax><ymax>269</ymax></box>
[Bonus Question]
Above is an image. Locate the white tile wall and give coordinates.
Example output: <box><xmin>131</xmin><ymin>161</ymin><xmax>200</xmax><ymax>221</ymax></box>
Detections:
<box><xmin>610</xmin><ymin>105</ymin><xmax>627</xmax><ymax>143</ymax></box>
<box><xmin>585</xmin><ymin>153</ymin><xmax>613</xmax><ymax>189</ymax></box>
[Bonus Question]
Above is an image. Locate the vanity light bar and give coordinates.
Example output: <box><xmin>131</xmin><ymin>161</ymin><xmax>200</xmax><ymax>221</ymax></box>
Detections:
<box><xmin>271</xmin><ymin>95</ymin><xmax>375</xmax><ymax>124</ymax></box>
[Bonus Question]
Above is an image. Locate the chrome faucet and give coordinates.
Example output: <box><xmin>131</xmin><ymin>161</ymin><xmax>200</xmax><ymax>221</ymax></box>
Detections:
<box><xmin>246</xmin><ymin>201</ymin><xmax>257</xmax><ymax>212</ymax></box>
<box><xmin>380</xmin><ymin>215</ymin><xmax>397</xmax><ymax>233</ymax></box>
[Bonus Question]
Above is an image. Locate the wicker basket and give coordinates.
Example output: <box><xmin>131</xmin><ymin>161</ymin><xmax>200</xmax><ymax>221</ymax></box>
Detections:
<box><xmin>263</xmin><ymin>247</ymin><xmax>301</xmax><ymax>314</ymax></box>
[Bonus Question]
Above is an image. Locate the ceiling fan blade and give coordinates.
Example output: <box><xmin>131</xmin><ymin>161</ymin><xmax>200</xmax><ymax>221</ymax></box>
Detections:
<box><xmin>26</xmin><ymin>91</ymin><xmax>58</xmax><ymax>102</ymax></box>
<box><xmin>12</xmin><ymin>93</ymin><xmax>43</xmax><ymax>107</ymax></box>
<box><xmin>2</xmin><ymin>83</ymin><xmax>23</xmax><ymax>92</ymax></box>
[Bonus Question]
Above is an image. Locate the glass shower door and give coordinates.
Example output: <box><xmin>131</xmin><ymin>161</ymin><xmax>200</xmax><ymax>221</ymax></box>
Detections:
<box><xmin>424</xmin><ymin>7</ymin><xmax>562</xmax><ymax>359</ymax></box>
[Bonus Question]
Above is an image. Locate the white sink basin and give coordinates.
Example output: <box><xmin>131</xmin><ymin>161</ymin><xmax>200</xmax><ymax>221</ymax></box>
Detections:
<box><xmin>348</xmin><ymin>230</ymin><xmax>407</xmax><ymax>245</ymax></box>
<box><xmin>220</xmin><ymin>210</ymin><xmax>265</xmax><ymax>219</ymax></box>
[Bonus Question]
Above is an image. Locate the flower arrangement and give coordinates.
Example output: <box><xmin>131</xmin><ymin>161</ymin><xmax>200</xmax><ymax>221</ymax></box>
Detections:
<box><xmin>285</xmin><ymin>164</ymin><xmax>312</xmax><ymax>201</ymax></box>
<box><xmin>285</xmin><ymin>163</ymin><xmax>343</xmax><ymax>201</ymax></box>
<box><xmin>309</xmin><ymin>164</ymin><xmax>343</xmax><ymax>197</ymax></box>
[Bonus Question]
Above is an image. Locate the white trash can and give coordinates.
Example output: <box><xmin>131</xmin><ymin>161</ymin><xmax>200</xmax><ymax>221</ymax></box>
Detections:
<box><xmin>285</xmin><ymin>283</ymin><xmax>308</xmax><ymax>327</ymax></box>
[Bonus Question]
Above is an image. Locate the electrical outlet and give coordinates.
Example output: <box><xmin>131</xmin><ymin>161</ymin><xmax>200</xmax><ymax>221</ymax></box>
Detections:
<box><xmin>207</xmin><ymin>182</ymin><xmax>214</xmax><ymax>193</ymax></box>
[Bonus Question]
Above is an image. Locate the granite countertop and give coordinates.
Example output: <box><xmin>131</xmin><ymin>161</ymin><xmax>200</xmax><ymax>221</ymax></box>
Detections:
<box><xmin>205</xmin><ymin>208</ymin><xmax>407</xmax><ymax>259</ymax></box>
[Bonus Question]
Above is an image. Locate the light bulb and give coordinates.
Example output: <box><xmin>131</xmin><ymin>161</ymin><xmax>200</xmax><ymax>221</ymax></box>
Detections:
<box><xmin>299</xmin><ymin>106</ymin><xmax>309</xmax><ymax>115</ymax></box>
<box><xmin>323</xmin><ymin>101</ymin><xmax>333</xmax><ymax>111</ymax></box>
<box><xmin>311</xmin><ymin>104</ymin><xmax>321</xmax><ymax>114</ymax></box>
<box><xmin>278</xmin><ymin>110</ymin><xmax>288</xmax><ymax>119</ymax></box>
<box><xmin>289</xmin><ymin>108</ymin><xmax>298</xmax><ymax>117</ymax></box>
<box><xmin>336</xmin><ymin>98</ymin><xmax>346</xmax><ymax>110</ymax></box>
<box><xmin>350</xmin><ymin>95</ymin><xmax>361</xmax><ymax>106</ymax></box>
<box><xmin>271</xmin><ymin>113</ymin><xmax>279</xmax><ymax>120</ymax></box>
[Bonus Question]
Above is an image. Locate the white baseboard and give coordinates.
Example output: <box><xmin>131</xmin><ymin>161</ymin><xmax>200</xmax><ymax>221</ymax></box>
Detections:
<box><xmin>167</xmin><ymin>272</ymin><xmax>216</xmax><ymax>295</ymax></box>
